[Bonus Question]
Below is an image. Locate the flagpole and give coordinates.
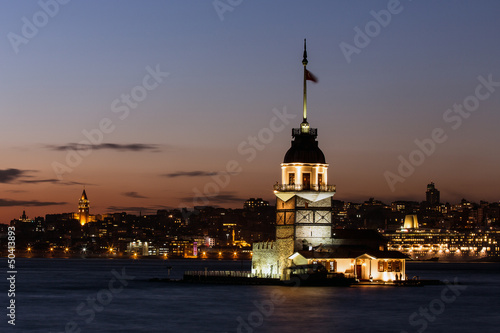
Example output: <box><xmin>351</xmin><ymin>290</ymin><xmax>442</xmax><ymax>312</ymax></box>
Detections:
<box><xmin>301</xmin><ymin>39</ymin><xmax>309</xmax><ymax>133</ymax></box>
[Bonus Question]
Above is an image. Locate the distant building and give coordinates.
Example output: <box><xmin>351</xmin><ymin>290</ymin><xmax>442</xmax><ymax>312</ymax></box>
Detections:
<box><xmin>78</xmin><ymin>189</ymin><xmax>90</xmax><ymax>226</ymax></box>
<box><xmin>384</xmin><ymin>229</ymin><xmax>500</xmax><ymax>260</ymax></box>
<box><xmin>244</xmin><ymin>198</ymin><xmax>269</xmax><ymax>210</ymax></box>
<box><xmin>426</xmin><ymin>182</ymin><xmax>440</xmax><ymax>206</ymax></box>
<box><xmin>10</xmin><ymin>210</ymin><xmax>36</xmax><ymax>226</ymax></box>
<box><xmin>403</xmin><ymin>214</ymin><xmax>419</xmax><ymax>229</ymax></box>
<box><xmin>204</xmin><ymin>236</ymin><xmax>215</xmax><ymax>248</ymax></box>
<box><xmin>19</xmin><ymin>210</ymin><xmax>32</xmax><ymax>223</ymax></box>
<box><xmin>77</xmin><ymin>189</ymin><xmax>95</xmax><ymax>225</ymax></box>
<box><xmin>127</xmin><ymin>240</ymin><xmax>149</xmax><ymax>256</ymax></box>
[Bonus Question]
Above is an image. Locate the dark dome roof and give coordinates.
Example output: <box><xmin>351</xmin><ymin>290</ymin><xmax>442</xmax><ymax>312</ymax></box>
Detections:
<box><xmin>283</xmin><ymin>132</ymin><xmax>326</xmax><ymax>163</ymax></box>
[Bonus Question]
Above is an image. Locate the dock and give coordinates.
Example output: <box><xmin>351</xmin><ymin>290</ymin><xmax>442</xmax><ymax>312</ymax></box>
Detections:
<box><xmin>149</xmin><ymin>270</ymin><xmax>442</xmax><ymax>287</ymax></box>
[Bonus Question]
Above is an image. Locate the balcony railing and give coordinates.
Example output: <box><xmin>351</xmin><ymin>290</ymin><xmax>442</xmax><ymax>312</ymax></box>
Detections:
<box><xmin>273</xmin><ymin>184</ymin><xmax>336</xmax><ymax>192</ymax></box>
<box><xmin>292</xmin><ymin>128</ymin><xmax>317</xmax><ymax>136</ymax></box>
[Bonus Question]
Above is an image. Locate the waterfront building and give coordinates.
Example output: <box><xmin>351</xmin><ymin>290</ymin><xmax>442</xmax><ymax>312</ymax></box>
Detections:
<box><xmin>384</xmin><ymin>229</ymin><xmax>500</xmax><ymax>260</ymax></box>
<box><xmin>127</xmin><ymin>240</ymin><xmax>149</xmax><ymax>256</ymax></box>
<box><xmin>244</xmin><ymin>198</ymin><xmax>269</xmax><ymax>210</ymax></box>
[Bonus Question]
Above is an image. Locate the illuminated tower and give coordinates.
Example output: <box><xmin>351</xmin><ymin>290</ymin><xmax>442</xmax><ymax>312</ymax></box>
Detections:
<box><xmin>273</xmin><ymin>39</ymin><xmax>336</xmax><ymax>251</ymax></box>
<box><xmin>78</xmin><ymin>189</ymin><xmax>90</xmax><ymax>226</ymax></box>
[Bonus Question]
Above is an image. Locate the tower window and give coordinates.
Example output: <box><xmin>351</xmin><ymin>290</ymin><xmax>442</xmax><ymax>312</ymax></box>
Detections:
<box><xmin>289</xmin><ymin>173</ymin><xmax>295</xmax><ymax>185</ymax></box>
<box><xmin>303</xmin><ymin>173</ymin><xmax>310</xmax><ymax>190</ymax></box>
<box><xmin>318</xmin><ymin>174</ymin><xmax>323</xmax><ymax>185</ymax></box>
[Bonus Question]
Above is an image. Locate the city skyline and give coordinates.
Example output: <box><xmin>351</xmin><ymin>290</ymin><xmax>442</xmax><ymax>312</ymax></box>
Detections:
<box><xmin>1</xmin><ymin>1</ymin><xmax>500</xmax><ymax>223</ymax></box>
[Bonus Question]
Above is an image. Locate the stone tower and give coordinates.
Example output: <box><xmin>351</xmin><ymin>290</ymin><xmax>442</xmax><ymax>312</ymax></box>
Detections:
<box><xmin>78</xmin><ymin>189</ymin><xmax>90</xmax><ymax>226</ymax></box>
<box><xmin>252</xmin><ymin>40</ymin><xmax>336</xmax><ymax>279</ymax></box>
<box><xmin>274</xmin><ymin>39</ymin><xmax>336</xmax><ymax>251</ymax></box>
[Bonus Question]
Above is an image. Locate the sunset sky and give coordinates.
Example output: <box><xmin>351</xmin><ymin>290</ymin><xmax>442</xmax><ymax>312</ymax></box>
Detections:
<box><xmin>1</xmin><ymin>0</ymin><xmax>500</xmax><ymax>223</ymax></box>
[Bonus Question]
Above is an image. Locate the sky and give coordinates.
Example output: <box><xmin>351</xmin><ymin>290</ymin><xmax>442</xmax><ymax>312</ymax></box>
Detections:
<box><xmin>1</xmin><ymin>0</ymin><xmax>500</xmax><ymax>223</ymax></box>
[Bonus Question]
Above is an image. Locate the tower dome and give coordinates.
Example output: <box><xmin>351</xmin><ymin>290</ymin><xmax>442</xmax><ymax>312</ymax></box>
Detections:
<box><xmin>283</xmin><ymin>129</ymin><xmax>326</xmax><ymax>164</ymax></box>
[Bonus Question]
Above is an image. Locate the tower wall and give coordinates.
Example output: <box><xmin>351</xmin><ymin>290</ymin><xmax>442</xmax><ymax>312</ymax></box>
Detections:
<box><xmin>295</xmin><ymin>226</ymin><xmax>332</xmax><ymax>249</ymax></box>
<box><xmin>251</xmin><ymin>234</ymin><xmax>294</xmax><ymax>280</ymax></box>
<box><xmin>251</xmin><ymin>242</ymin><xmax>278</xmax><ymax>278</ymax></box>
<box><xmin>276</xmin><ymin>196</ymin><xmax>333</xmax><ymax>251</ymax></box>
<box><xmin>275</xmin><ymin>225</ymin><xmax>295</xmax><ymax>279</ymax></box>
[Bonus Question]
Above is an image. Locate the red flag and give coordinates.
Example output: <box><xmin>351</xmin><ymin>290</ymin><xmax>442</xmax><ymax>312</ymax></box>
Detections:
<box><xmin>305</xmin><ymin>69</ymin><xmax>318</xmax><ymax>83</ymax></box>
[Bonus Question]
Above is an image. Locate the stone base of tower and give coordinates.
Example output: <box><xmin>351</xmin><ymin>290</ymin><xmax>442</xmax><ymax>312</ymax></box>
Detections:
<box><xmin>251</xmin><ymin>190</ymin><xmax>336</xmax><ymax>280</ymax></box>
<box><xmin>251</xmin><ymin>226</ymin><xmax>294</xmax><ymax>280</ymax></box>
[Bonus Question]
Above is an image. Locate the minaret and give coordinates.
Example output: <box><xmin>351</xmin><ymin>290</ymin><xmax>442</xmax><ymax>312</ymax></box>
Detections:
<box><xmin>78</xmin><ymin>189</ymin><xmax>90</xmax><ymax>226</ymax></box>
<box><xmin>21</xmin><ymin>210</ymin><xmax>28</xmax><ymax>222</ymax></box>
<box><xmin>273</xmin><ymin>40</ymin><xmax>336</xmax><ymax>251</ymax></box>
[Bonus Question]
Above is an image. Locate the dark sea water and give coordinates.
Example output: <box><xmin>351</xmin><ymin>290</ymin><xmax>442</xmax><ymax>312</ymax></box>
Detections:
<box><xmin>0</xmin><ymin>258</ymin><xmax>499</xmax><ymax>333</ymax></box>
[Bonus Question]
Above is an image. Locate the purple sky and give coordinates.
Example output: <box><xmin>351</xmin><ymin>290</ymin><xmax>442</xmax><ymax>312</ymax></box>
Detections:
<box><xmin>1</xmin><ymin>0</ymin><xmax>500</xmax><ymax>222</ymax></box>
